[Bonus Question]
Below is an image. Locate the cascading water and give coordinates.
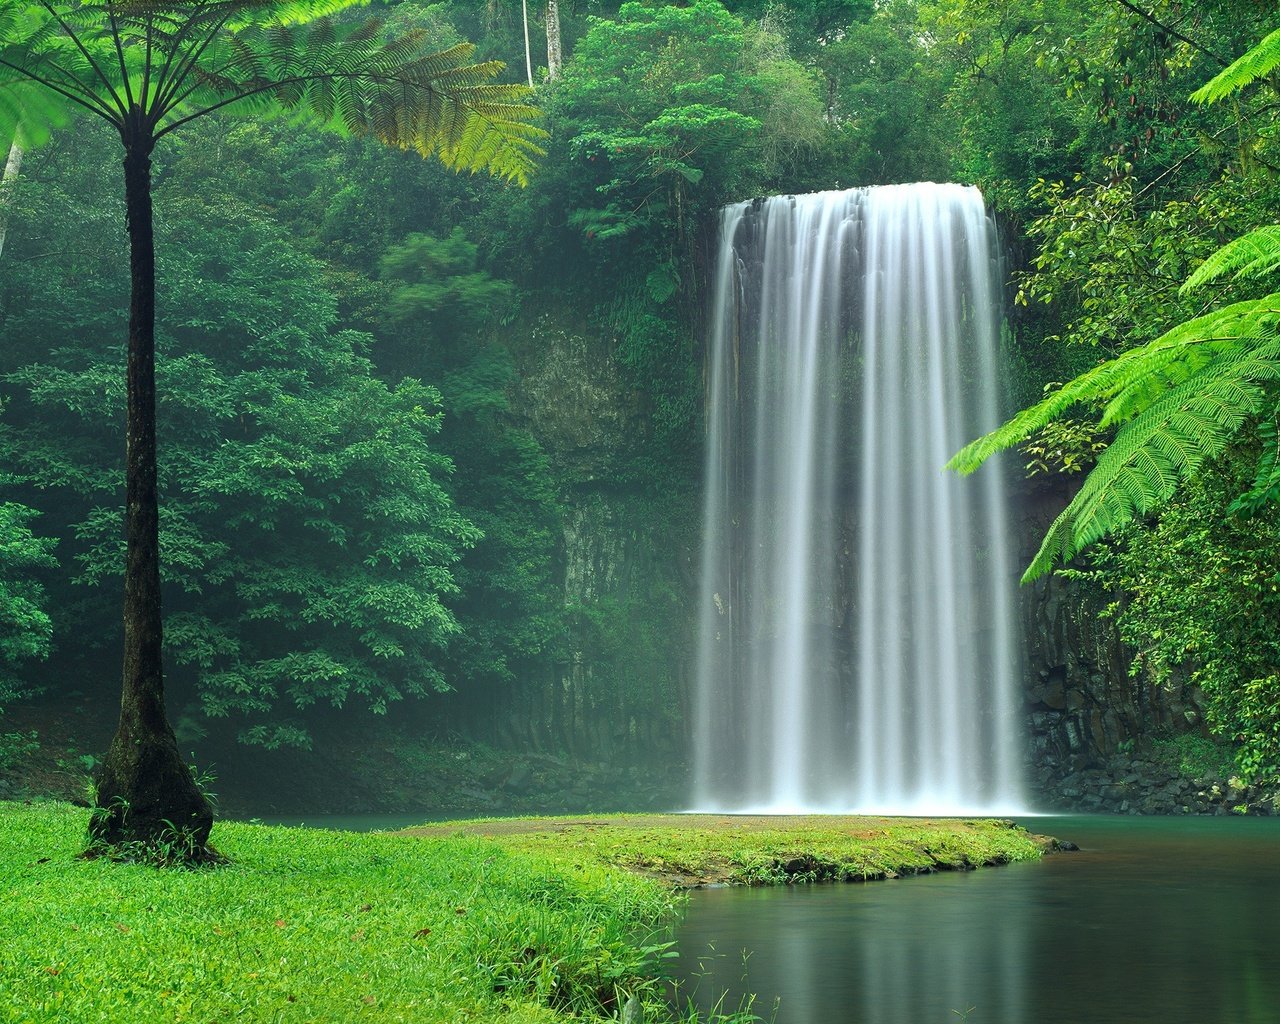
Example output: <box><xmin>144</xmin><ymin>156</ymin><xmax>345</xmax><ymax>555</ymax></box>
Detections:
<box><xmin>692</xmin><ymin>183</ymin><xmax>1024</xmax><ymax>814</ymax></box>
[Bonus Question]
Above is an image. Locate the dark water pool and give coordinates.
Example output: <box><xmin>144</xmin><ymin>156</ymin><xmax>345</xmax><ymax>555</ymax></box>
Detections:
<box><xmin>671</xmin><ymin>815</ymin><xmax>1280</xmax><ymax>1024</ymax></box>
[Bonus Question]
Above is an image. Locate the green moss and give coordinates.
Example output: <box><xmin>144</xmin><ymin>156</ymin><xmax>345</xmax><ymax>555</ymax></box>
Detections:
<box><xmin>1148</xmin><ymin>734</ymin><xmax>1240</xmax><ymax>781</ymax></box>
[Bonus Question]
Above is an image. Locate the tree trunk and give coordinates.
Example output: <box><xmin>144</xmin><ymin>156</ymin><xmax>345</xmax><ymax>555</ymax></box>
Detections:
<box><xmin>521</xmin><ymin>0</ymin><xmax>534</xmax><ymax>86</ymax></box>
<box><xmin>0</xmin><ymin>134</ymin><xmax>24</xmax><ymax>260</ymax></box>
<box><xmin>545</xmin><ymin>0</ymin><xmax>563</xmax><ymax>80</ymax></box>
<box><xmin>89</xmin><ymin>123</ymin><xmax>214</xmax><ymax>856</ymax></box>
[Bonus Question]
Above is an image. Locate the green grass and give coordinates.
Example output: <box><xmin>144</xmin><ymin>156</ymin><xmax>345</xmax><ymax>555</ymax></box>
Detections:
<box><xmin>1</xmin><ymin>805</ymin><xmax>1049</xmax><ymax>1022</ymax></box>
<box><xmin>0</xmin><ymin>802</ymin><xmax>709</xmax><ymax>1024</ymax></box>
<box><xmin>416</xmin><ymin>814</ymin><xmax>1049</xmax><ymax>886</ymax></box>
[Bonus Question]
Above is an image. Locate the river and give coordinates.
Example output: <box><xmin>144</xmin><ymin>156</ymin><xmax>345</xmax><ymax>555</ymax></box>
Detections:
<box><xmin>670</xmin><ymin>815</ymin><xmax>1280</xmax><ymax>1024</ymax></box>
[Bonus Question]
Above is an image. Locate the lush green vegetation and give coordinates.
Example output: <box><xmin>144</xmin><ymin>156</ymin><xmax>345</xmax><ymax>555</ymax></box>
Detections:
<box><xmin>0</xmin><ymin>802</ymin><xmax>1048</xmax><ymax>1022</ymax></box>
<box><xmin>949</xmin><ymin>16</ymin><xmax>1280</xmax><ymax>783</ymax></box>
<box><xmin>408</xmin><ymin>813</ymin><xmax>1049</xmax><ymax>885</ymax></box>
<box><xmin>0</xmin><ymin>801</ymin><xmax>699</xmax><ymax>1023</ymax></box>
<box><xmin>2</xmin><ymin>0</ymin><xmax>1280</xmax><ymax>810</ymax></box>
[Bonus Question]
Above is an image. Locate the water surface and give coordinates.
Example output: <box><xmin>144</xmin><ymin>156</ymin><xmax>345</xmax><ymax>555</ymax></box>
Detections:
<box><xmin>672</xmin><ymin>816</ymin><xmax>1280</xmax><ymax>1023</ymax></box>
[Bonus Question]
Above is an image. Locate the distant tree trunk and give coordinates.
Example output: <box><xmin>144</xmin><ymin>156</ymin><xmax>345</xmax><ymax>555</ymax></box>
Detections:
<box><xmin>521</xmin><ymin>0</ymin><xmax>534</xmax><ymax>86</ymax></box>
<box><xmin>88</xmin><ymin>119</ymin><xmax>213</xmax><ymax>855</ymax></box>
<box><xmin>0</xmin><ymin>134</ymin><xmax>24</xmax><ymax>260</ymax></box>
<box><xmin>545</xmin><ymin>0</ymin><xmax>563</xmax><ymax>80</ymax></box>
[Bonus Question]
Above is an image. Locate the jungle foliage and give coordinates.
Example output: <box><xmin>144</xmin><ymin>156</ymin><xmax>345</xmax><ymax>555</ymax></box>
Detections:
<box><xmin>3</xmin><ymin>0</ymin><xmax>1280</xmax><ymax>791</ymax></box>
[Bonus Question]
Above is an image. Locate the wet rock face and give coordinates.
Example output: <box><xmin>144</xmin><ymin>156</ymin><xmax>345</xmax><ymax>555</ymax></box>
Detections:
<box><xmin>1015</xmin><ymin>477</ymin><xmax>1139</xmax><ymax>774</ymax></box>
<box><xmin>440</xmin><ymin>309</ymin><xmax>694</xmax><ymax>771</ymax></box>
<box><xmin>1012</xmin><ymin>475</ymin><xmax>1230</xmax><ymax>812</ymax></box>
<box><xmin>1029</xmin><ymin>752</ymin><xmax>1279</xmax><ymax>816</ymax></box>
<box><xmin>514</xmin><ymin>314</ymin><xmax>643</xmax><ymax>480</ymax></box>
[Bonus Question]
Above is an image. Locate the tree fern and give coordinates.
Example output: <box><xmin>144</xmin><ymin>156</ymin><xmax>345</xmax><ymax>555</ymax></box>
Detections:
<box><xmin>1180</xmin><ymin>226</ymin><xmax>1280</xmax><ymax>294</ymax></box>
<box><xmin>1</xmin><ymin>3</ymin><xmax>546</xmax><ymax>182</ymax></box>
<box><xmin>1190</xmin><ymin>26</ymin><xmax>1280</xmax><ymax>105</ymax></box>
<box><xmin>953</xmin><ymin>25</ymin><xmax>1280</xmax><ymax>581</ymax></box>
<box><xmin>948</xmin><ymin>294</ymin><xmax>1280</xmax><ymax>472</ymax></box>
<box><xmin>0</xmin><ymin>0</ymin><xmax>546</xmax><ymax>853</ymax></box>
<box><xmin>1024</xmin><ymin>340</ymin><xmax>1280</xmax><ymax>580</ymax></box>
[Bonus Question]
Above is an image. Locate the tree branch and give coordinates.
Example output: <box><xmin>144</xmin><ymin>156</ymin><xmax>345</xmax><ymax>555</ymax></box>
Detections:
<box><xmin>0</xmin><ymin>57</ymin><xmax>123</xmax><ymax>128</ymax></box>
<box><xmin>151</xmin><ymin>8</ymin><xmax>237</xmax><ymax>120</ymax></box>
<box><xmin>34</xmin><ymin>0</ymin><xmax>129</xmax><ymax>118</ymax></box>
<box><xmin>105</xmin><ymin>1</ymin><xmax>136</xmax><ymax>110</ymax></box>
<box><xmin>1109</xmin><ymin>0</ymin><xmax>1230</xmax><ymax>68</ymax></box>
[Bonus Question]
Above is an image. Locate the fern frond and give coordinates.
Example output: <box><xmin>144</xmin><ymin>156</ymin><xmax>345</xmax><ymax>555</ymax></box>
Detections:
<box><xmin>1191</xmin><ymin>26</ymin><xmax>1280</xmax><ymax>105</ymax></box>
<box><xmin>1100</xmin><ymin>295</ymin><xmax>1280</xmax><ymax>424</ymax></box>
<box><xmin>949</xmin><ymin>294</ymin><xmax>1280</xmax><ymax>474</ymax></box>
<box><xmin>1230</xmin><ymin>411</ymin><xmax>1280</xmax><ymax>515</ymax></box>
<box><xmin>1182</xmin><ymin>226</ymin><xmax>1280</xmax><ymax>294</ymax></box>
<box><xmin>1024</xmin><ymin>339</ymin><xmax>1280</xmax><ymax>580</ymax></box>
<box><xmin>172</xmin><ymin>16</ymin><xmax>545</xmax><ymax>182</ymax></box>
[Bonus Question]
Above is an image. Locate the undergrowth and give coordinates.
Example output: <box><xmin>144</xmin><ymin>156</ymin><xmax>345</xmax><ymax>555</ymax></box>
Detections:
<box><xmin>1148</xmin><ymin>734</ymin><xmax>1240</xmax><ymax>781</ymax></box>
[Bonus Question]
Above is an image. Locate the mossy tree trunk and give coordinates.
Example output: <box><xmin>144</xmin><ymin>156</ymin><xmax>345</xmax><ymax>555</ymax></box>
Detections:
<box><xmin>545</xmin><ymin>0</ymin><xmax>562</xmax><ymax>80</ymax></box>
<box><xmin>88</xmin><ymin>114</ymin><xmax>213</xmax><ymax>854</ymax></box>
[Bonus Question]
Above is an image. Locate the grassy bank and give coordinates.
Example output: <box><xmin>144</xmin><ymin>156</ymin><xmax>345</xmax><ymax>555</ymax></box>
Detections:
<box><xmin>1</xmin><ymin>804</ymin><xmax>1050</xmax><ymax>1023</ymax></box>
<box><xmin>406</xmin><ymin>813</ymin><xmax>1051</xmax><ymax>885</ymax></box>
<box><xmin>0</xmin><ymin>802</ymin><xmax>691</xmax><ymax>1023</ymax></box>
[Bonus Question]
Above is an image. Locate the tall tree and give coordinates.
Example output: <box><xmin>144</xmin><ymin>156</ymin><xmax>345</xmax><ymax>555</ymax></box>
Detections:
<box><xmin>0</xmin><ymin>131</ymin><xmax>21</xmax><ymax>257</ymax></box>
<box><xmin>521</xmin><ymin>0</ymin><xmax>533</xmax><ymax>84</ymax></box>
<box><xmin>0</xmin><ymin>0</ymin><xmax>543</xmax><ymax>857</ymax></box>
<box><xmin>545</xmin><ymin>0</ymin><xmax>561</xmax><ymax>79</ymax></box>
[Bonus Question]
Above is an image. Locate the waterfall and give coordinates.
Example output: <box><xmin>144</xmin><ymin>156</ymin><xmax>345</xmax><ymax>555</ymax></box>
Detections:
<box><xmin>692</xmin><ymin>183</ymin><xmax>1024</xmax><ymax>814</ymax></box>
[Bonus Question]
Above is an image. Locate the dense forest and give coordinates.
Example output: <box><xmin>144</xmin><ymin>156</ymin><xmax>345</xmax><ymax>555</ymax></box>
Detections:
<box><xmin>3</xmin><ymin>0</ymin><xmax>1280</xmax><ymax>811</ymax></box>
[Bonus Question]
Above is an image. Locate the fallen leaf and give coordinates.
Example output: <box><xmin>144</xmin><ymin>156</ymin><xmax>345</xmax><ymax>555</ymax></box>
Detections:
<box><xmin>114</xmin><ymin>923</ymin><xmax>130</xmax><ymax>934</ymax></box>
<box><xmin>413</xmin><ymin>928</ymin><xmax>431</xmax><ymax>939</ymax></box>
<box><xmin>43</xmin><ymin>967</ymin><xmax>60</xmax><ymax>976</ymax></box>
<box><xmin>454</xmin><ymin>907</ymin><xmax>466</xmax><ymax>915</ymax></box>
<box><xmin>274</xmin><ymin>920</ymin><xmax>286</xmax><ymax>929</ymax></box>
<box><xmin>358</xmin><ymin>903</ymin><xmax>372</xmax><ymax>913</ymax></box>
<box><xmin>362</xmin><ymin>995</ymin><xmax>376</xmax><ymax>1006</ymax></box>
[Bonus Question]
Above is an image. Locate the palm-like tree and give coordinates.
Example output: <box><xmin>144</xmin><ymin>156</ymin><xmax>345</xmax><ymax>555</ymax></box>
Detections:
<box><xmin>0</xmin><ymin>0</ymin><xmax>544</xmax><ymax>857</ymax></box>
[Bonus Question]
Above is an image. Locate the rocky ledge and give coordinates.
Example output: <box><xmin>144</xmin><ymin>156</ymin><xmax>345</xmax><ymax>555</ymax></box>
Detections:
<box><xmin>1030</xmin><ymin>754</ymin><xmax>1279</xmax><ymax>815</ymax></box>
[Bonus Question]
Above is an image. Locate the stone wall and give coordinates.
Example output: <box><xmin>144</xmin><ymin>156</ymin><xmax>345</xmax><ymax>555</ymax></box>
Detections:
<box><xmin>443</xmin><ymin>308</ymin><xmax>693</xmax><ymax>775</ymax></box>
<box><xmin>1009</xmin><ymin>473</ymin><xmax>1247</xmax><ymax>811</ymax></box>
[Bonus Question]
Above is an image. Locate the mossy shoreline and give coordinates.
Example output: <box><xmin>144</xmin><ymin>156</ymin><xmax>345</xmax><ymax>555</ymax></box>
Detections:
<box><xmin>1</xmin><ymin>802</ymin><xmax>1054</xmax><ymax>1023</ymax></box>
<box><xmin>403</xmin><ymin>813</ymin><xmax>1056</xmax><ymax>887</ymax></box>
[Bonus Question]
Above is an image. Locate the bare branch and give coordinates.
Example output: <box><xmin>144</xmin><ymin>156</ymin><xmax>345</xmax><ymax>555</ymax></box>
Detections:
<box><xmin>1109</xmin><ymin>0</ymin><xmax>1230</xmax><ymax>68</ymax></box>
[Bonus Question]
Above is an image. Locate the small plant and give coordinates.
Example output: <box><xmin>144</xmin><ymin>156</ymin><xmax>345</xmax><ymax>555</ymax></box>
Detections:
<box><xmin>56</xmin><ymin>750</ymin><xmax>100</xmax><ymax>777</ymax></box>
<box><xmin>188</xmin><ymin>759</ymin><xmax>219</xmax><ymax>814</ymax></box>
<box><xmin>0</xmin><ymin>729</ymin><xmax>39</xmax><ymax>774</ymax></box>
<box><xmin>1149</xmin><ymin>734</ymin><xmax>1238</xmax><ymax>780</ymax></box>
<box><xmin>1021</xmin><ymin>418</ymin><xmax>1108</xmax><ymax>477</ymax></box>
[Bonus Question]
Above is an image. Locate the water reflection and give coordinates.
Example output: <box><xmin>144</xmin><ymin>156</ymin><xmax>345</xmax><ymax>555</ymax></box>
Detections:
<box><xmin>672</xmin><ymin>816</ymin><xmax>1280</xmax><ymax>1023</ymax></box>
